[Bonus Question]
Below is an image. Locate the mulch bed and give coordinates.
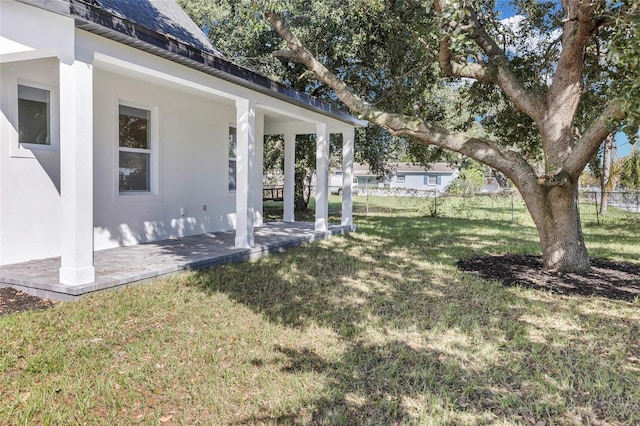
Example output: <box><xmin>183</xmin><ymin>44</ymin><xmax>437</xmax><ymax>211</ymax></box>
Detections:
<box><xmin>458</xmin><ymin>255</ymin><xmax>640</xmax><ymax>301</ymax></box>
<box><xmin>0</xmin><ymin>287</ymin><xmax>57</xmax><ymax>317</ymax></box>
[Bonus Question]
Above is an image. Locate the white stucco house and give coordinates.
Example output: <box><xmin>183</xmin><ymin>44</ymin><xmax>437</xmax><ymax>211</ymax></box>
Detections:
<box><xmin>0</xmin><ymin>0</ymin><xmax>364</xmax><ymax>287</ymax></box>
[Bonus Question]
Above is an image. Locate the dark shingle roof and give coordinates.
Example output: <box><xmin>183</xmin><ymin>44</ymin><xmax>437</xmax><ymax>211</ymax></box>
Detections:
<box><xmin>95</xmin><ymin>0</ymin><xmax>223</xmax><ymax>57</ymax></box>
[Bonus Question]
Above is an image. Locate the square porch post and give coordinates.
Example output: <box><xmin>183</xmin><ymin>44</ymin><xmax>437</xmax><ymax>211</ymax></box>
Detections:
<box><xmin>235</xmin><ymin>98</ymin><xmax>256</xmax><ymax>248</ymax></box>
<box><xmin>342</xmin><ymin>127</ymin><xmax>354</xmax><ymax>227</ymax></box>
<box><xmin>58</xmin><ymin>53</ymin><xmax>95</xmax><ymax>285</ymax></box>
<box><xmin>283</xmin><ymin>132</ymin><xmax>296</xmax><ymax>222</ymax></box>
<box><xmin>315</xmin><ymin>123</ymin><xmax>329</xmax><ymax>231</ymax></box>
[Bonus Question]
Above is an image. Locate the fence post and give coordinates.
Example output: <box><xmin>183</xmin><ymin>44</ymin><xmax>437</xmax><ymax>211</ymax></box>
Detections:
<box><xmin>593</xmin><ymin>191</ymin><xmax>600</xmax><ymax>226</ymax></box>
<box><xmin>511</xmin><ymin>191</ymin><xmax>515</xmax><ymax>223</ymax></box>
<box><xmin>433</xmin><ymin>192</ymin><xmax>438</xmax><ymax>217</ymax></box>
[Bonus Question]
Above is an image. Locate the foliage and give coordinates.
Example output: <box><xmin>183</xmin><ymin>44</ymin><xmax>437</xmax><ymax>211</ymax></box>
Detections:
<box><xmin>607</xmin><ymin>0</ymin><xmax>640</xmax><ymax>141</ymax></box>
<box><xmin>621</xmin><ymin>150</ymin><xmax>640</xmax><ymax>189</ymax></box>
<box><xmin>178</xmin><ymin>0</ymin><xmax>470</xmax><ymax>168</ymax></box>
<box><xmin>447</xmin><ymin>160</ymin><xmax>486</xmax><ymax>195</ymax></box>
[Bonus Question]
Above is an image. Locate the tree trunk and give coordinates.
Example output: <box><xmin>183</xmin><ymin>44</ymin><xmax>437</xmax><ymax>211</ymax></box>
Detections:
<box><xmin>525</xmin><ymin>182</ymin><xmax>590</xmax><ymax>273</ymax></box>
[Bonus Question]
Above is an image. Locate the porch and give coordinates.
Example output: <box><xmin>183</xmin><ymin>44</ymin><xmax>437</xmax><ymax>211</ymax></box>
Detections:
<box><xmin>0</xmin><ymin>222</ymin><xmax>353</xmax><ymax>301</ymax></box>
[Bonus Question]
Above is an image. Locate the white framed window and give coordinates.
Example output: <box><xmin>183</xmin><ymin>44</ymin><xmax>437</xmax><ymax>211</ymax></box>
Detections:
<box><xmin>396</xmin><ymin>174</ymin><xmax>405</xmax><ymax>183</ymax></box>
<box><xmin>14</xmin><ymin>81</ymin><xmax>59</xmax><ymax>155</ymax></box>
<box><xmin>425</xmin><ymin>175</ymin><xmax>438</xmax><ymax>185</ymax></box>
<box><xmin>118</xmin><ymin>103</ymin><xmax>157</xmax><ymax>194</ymax></box>
<box><xmin>18</xmin><ymin>84</ymin><xmax>50</xmax><ymax>146</ymax></box>
<box><xmin>228</xmin><ymin>125</ymin><xmax>237</xmax><ymax>192</ymax></box>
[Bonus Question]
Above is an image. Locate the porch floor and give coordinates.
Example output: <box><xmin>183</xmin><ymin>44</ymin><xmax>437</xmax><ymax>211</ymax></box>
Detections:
<box><xmin>0</xmin><ymin>222</ymin><xmax>352</xmax><ymax>301</ymax></box>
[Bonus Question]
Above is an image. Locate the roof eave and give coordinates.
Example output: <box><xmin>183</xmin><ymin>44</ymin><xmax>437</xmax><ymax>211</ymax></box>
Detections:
<box><xmin>15</xmin><ymin>0</ymin><xmax>367</xmax><ymax>127</ymax></box>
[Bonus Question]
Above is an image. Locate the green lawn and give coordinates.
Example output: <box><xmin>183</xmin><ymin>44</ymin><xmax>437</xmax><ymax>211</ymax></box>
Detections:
<box><xmin>2</xmin><ymin>196</ymin><xmax>639</xmax><ymax>425</ymax></box>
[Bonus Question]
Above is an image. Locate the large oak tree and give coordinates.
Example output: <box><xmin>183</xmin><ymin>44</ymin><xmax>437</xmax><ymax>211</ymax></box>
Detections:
<box><xmin>183</xmin><ymin>0</ymin><xmax>638</xmax><ymax>273</ymax></box>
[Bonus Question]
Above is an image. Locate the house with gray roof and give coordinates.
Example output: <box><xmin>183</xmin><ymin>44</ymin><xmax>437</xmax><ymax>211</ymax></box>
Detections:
<box><xmin>0</xmin><ymin>0</ymin><xmax>364</xmax><ymax>288</ymax></box>
<box><xmin>351</xmin><ymin>162</ymin><xmax>459</xmax><ymax>193</ymax></box>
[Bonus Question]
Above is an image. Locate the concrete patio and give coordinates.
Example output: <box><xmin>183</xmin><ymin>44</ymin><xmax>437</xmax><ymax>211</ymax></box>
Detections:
<box><xmin>0</xmin><ymin>222</ymin><xmax>353</xmax><ymax>301</ymax></box>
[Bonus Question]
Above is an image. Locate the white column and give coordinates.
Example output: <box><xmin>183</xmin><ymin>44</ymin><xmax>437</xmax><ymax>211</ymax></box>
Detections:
<box><xmin>59</xmin><ymin>54</ymin><xmax>95</xmax><ymax>285</ymax></box>
<box><xmin>342</xmin><ymin>127</ymin><xmax>355</xmax><ymax>227</ymax></box>
<box><xmin>252</xmin><ymin>112</ymin><xmax>264</xmax><ymax>227</ymax></box>
<box><xmin>235</xmin><ymin>98</ymin><xmax>256</xmax><ymax>248</ymax></box>
<box><xmin>315</xmin><ymin>123</ymin><xmax>329</xmax><ymax>231</ymax></box>
<box><xmin>283</xmin><ymin>132</ymin><xmax>296</xmax><ymax>222</ymax></box>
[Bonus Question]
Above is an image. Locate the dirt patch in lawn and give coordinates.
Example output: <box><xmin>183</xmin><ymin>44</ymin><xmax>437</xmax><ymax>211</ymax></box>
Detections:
<box><xmin>458</xmin><ymin>255</ymin><xmax>640</xmax><ymax>301</ymax></box>
<box><xmin>0</xmin><ymin>287</ymin><xmax>57</xmax><ymax>316</ymax></box>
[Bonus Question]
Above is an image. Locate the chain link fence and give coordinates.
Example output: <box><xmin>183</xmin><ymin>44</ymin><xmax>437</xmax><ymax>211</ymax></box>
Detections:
<box><xmin>349</xmin><ymin>189</ymin><xmax>640</xmax><ymax>223</ymax></box>
<box><xmin>579</xmin><ymin>190</ymin><xmax>640</xmax><ymax>225</ymax></box>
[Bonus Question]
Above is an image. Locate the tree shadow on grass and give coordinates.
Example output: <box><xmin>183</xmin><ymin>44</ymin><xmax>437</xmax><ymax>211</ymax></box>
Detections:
<box><xmin>184</xmin><ymin>214</ymin><xmax>640</xmax><ymax>424</ymax></box>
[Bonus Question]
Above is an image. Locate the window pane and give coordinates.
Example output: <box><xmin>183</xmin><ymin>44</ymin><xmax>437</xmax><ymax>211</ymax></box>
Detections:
<box><xmin>428</xmin><ymin>175</ymin><xmax>437</xmax><ymax>185</ymax></box>
<box><xmin>228</xmin><ymin>160</ymin><xmax>236</xmax><ymax>191</ymax></box>
<box><xmin>228</xmin><ymin>126</ymin><xmax>237</xmax><ymax>158</ymax></box>
<box><xmin>119</xmin><ymin>105</ymin><xmax>150</xmax><ymax>149</ymax></box>
<box><xmin>119</xmin><ymin>151</ymin><xmax>150</xmax><ymax>192</ymax></box>
<box><xmin>18</xmin><ymin>85</ymin><xmax>50</xmax><ymax>145</ymax></box>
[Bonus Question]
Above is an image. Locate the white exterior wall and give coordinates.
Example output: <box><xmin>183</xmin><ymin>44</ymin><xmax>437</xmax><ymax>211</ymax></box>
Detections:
<box><xmin>0</xmin><ymin>58</ymin><xmax>63</xmax><ymax>265</ymax></box>
<box><xmin>0</xmin><ymin>1</ymin><xmax>74</xmax><ymax>63</ymax></box>
<box><xmin>390</xmin><ymin>173</ymin><xmax>457</xmax><ymax>192</ymax></box>
<box><xmin>93</xmin><ymin>68</ymin><xmax>251</xmax><ymax>250</ymax></box>
<box><xmin>0</xmin><ymin>59</ymin><xmax>253</xmax><ymax>263</ymax></box>
<box><xmin>1</xmin><ymin>1</ymin><xmax>355</xmax><ymax>267</ymax></box>
<box><xmin>0</xmin><ymin>0</ymin><xmax>73</xmax><ymax>266</ymax></box>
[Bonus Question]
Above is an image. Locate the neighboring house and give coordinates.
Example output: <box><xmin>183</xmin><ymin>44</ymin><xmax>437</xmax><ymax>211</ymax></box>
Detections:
<box><xmin>353</xmin><ymin>162</ymin><xmax>458</xmax><ymax>193</ymax></box>
<box><xmin>0</xmin><ymin>0</ymin><xmax>363</xmax><ymax>285</ymax></box>
<box><xmin>482</xmin><ymin>173</ymin><xmax>502</xmax><ymax>192</ymax></box>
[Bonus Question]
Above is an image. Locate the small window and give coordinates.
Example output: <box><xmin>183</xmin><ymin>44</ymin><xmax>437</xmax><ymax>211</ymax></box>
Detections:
<box><xmin>228</xmin><ymin>126</ymin><xmax>237</xmax><ymax>192</ymax></box>
<box><xmin>119</xmin><ymin>105</ymin><xmax>151</xmax><ymax>193</ymax></box>
<box><xmin>425</xmin><ymin>175</ymin><xmax>438</xmax><ymax>185</ymax></box>
<box><xmin>397</xmin><ymin>175</ymin><xmax>405</xmax><ymax>183</ymax></box>
<box><xmin>18</xmin><ymin>84</ymin><xmax>50</xmax><ymax>145</ymax></box>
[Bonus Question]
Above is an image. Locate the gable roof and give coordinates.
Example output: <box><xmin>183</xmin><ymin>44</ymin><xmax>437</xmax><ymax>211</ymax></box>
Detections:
<box><xmin>96</xmin><ymin>0</ymin><xmax>223</xmax><ymax>57</ymax></box>
<box><xmin>16</xmin><ymin>0</ymin><xmax>365</xmax><ymax>126</ymax></box>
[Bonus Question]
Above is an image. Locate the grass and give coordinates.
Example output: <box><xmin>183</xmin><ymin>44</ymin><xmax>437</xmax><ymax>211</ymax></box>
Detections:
<box><xmin>2</xmin><ymin>196</ymin><xmax>639</xmax><ymax>425</ymax></box>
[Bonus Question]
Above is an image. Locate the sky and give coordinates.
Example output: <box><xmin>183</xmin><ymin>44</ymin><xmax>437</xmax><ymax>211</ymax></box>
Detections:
<box><xmin>496</xmin><ymin>0</ymin><xmax>635</xmax><ymax>158</ymax></box>
<box><xmin>496</xmin><ymin>0</ymin><xmax>519</xmax><ymax>18</ymax></box>
<box><xmin>617</xmin><ymin>133</ymin><xmax>633</xmax><ymax>157</ymax></box>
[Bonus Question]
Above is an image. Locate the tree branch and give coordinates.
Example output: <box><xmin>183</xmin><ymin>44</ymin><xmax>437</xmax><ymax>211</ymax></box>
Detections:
<box><xmin>273</xmin><ymin>49</ymin><xmax>297</xmax><ymax>59</ymax></box>
<box><xmin>563</xmin><ymin>100</ymin><xmax>625</xmax><ymax>177</ymax></box>
<box><xmin>263</xmin><ymin>10</ymin><xmax>539</xmax><ymax>191</ymax></box>
<box><xmin>547</xmin><ymin>0</ymin><xmax>601</xmax><ymax>113</ymax></box>
<box><xmin>438</xmin><ymin>35</ymin><xmax>498</xmax><ymax>81</ymax></box>
<box><xmin>434</xmin><ymin>1</ymin><xmax>545</xmax><ymax>121</ymax></box>
<box><xmin>463</xmin><ymin>5</ymin><xmax>546</xmax><ymax>122</ymax></box>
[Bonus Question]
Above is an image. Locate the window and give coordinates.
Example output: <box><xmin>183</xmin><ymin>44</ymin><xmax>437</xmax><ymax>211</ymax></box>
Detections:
<box><xmin>396</xmin><ymin>175</ymin><xmax>405</xmax><ymax>183</ymax></box>
<box><xmin>425</xmin><ymin>175</ymin><xmax>438</xmax><ymax>185</ymax></box>
<box><xmin>119</xmin><ymin>105</ymin><xmax>151</xmax><ymax>193</ymax></box>
<box><xmin>228</xmin><ymin>126</ymin><xmax>237</xmax><ymax>192</ymax></box>
<box><xmin>18</xmin><ymin>84</ymin><xmax>50</xmax><ymax>145</ymax></box>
